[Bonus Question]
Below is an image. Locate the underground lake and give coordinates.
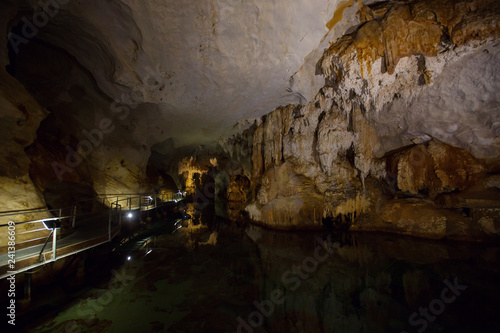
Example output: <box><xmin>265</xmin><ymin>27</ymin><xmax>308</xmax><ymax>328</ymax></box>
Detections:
<box><xmin>10</xmin><ymin>202</ymin><xmax>500</xmax><ymax>333</ymax></box>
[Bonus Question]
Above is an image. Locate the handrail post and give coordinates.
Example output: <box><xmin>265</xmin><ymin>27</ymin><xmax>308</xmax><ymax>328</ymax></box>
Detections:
<box><xmin>51</xmin><ymin>227</ymin><xmax>57</xmax><ymax>260</ymax></box>
<box><xmin>39</xmin><ymin>229</ymin><xmax>53</xmax><ymax>262</ymax></box>
<box><xmin>71</xmin><ymin>205</ymin><xmax>76</xmax><ymax>228</ymax></box>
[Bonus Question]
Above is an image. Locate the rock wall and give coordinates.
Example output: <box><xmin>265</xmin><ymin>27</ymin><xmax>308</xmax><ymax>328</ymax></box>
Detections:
<box><xmin>238</xmin><ymin>0</ymin><xmax>500</xmax><ymax>239</ymax></box>
<box><xmin>5</xmin><ymin>0</ymin><xmax>358</xmax><ymax>147</ymax></box>
<box><xmin>0</xmin><ymin>2</ymin><xmax>52</xmax><ymax>249</ymax></box>
<box><xmin>4</xmin><ymin>32</ymin><xmax>179</xmax><ymax>210</ymax></box>
<box><xmin>320</xmin><ymin>0</ymin><xmax>500</xmax><ymax>159</ymax></box>
<box><xmin>1</xmin><ymin>1</ymin><xmax>173</xmax><ymax>252</ymax></box>
<box><xmin>1</xmin><ymin>0</ymin><xmax>499</xmax><ymax>243</ymax></box>
<box><xmin>0</xmin><ymin>69</ymin><xmax>52</xmax><ymax>249</ymax></box>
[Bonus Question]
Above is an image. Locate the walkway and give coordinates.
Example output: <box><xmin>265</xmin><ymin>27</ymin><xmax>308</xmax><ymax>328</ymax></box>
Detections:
<box><xmin>0</xmin><ymin>192</ymin><xmax>184</xmax><ymax>279</ymax></box>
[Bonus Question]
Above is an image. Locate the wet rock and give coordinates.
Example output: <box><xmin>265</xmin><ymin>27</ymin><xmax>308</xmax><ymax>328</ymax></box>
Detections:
<box><xmin>319</xmin><ymin>0</ymin><xmax>500</xmax><ymax>159</ymax></box>
<box><xmin>388</xmin><ymin>141</ymin><xmax>485</xmax><ymax>196</ymax></box>
<box><xmin>485</xmin><ymin>175</ymin><xmax>500</xmax><ymax>190</ymax></box>
<box><xmin>178</xmin><ymin>157</ymin><xmax>209</xmax><ymax>195</ymax></box>
<box><xmin>247</xmin><ymin>100</ymin><xmax>377</xmax><ymax>229</ymax></box>
<box><xmin>233</xmin><ymin>0</ymin><xmax>500</xmax><ymax>240</ymax></box>
<box><xmin>226</xmin><ymin>175</ymin><xmax>250</xmax><ymax>203</ymax></box>
<box><xmin>353</xmin><ymin>199</ymin><xmax>491</xmax><ymax>240</ymax></box>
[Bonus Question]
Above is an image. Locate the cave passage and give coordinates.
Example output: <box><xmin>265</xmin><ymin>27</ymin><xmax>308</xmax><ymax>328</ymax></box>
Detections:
<box><xmin>1</xmin><ymin>0</ymin><xmax>500</xmax><ymax>332</ymax></box>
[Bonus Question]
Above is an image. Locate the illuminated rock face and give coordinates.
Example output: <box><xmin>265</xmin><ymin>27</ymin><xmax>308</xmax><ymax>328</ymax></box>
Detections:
<box><xmin>0</xmin><ymin>69</ymin><xmax>51</xmax><ymax>248</ymax></box>
<box><xmin>1</xmin><ymin>0</ymin><xmax>499</xmax><ymax>240</ymax></box>
<box><xmin>320</xmin><ymin>0</ymin><xmax>500</xmax><ymax>159</ymax></box>
<box><xmin>387</xmin><ymin>141</ymin><xmax>485</xmax><ymax>197</ymax></box>
<box><xmin>178</xmin><ymin>157</ymin><xmax>209</xmax><ymax>195</ymax></box>
<box><xmin>241</xmin><ymin>0</ymin><xmax>500</xmax><ymax>237</ymax></box>
<box><xmin>7</xmin><ymin>39</ymin><xmax>153</xmax><ymax>201</ymax></box>
<box><xmin>1</xmin><ymin>0</ymin><xmax>357</xmax><ymax>209</ymax></box>
<box><xmin>226</xmin><ymin>175</ymin><xmax>250</xmax><ymax>203</ymax></box>
<box><xmin>0</xmin><ymin>4</ymin><xmax>50</xmax><ymax>249</ymax></box>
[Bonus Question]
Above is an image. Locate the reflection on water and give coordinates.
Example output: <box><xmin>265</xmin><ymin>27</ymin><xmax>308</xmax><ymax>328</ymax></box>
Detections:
<box><xmin>30</xmin><ymin>203</ymin><xmax>500</xmax><ymax>333</ymax></box>
<box><xmin>244</xmin><ymin>226</ymin><xmax>500</xmax><ymax>333</ymax></box>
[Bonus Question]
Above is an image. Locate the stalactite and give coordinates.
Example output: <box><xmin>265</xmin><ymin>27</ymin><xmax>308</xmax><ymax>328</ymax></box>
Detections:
<box><xmin>332</xmin><ymin>193</ymin><xmax>370</xmax><ymax>225</ymax></box>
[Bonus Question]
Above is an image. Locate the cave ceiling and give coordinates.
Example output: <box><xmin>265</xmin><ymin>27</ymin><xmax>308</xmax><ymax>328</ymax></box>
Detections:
<box><xmin>2</xmin><ymin>0</ymin><xmax>367</xmax><ymax>151</ymax></box>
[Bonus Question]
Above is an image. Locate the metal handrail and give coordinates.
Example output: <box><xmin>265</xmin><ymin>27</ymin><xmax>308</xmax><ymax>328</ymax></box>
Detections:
<box><xmin>0</xmin><ymin>191</ymin><xmax>184</xmax><ymax>220</ymax></box>
<box><xmin>0</xmin><ymin>192</ymin><xmax>185</xmax><ymax>280</ymax></box>
<box><xmin>0</xmin><ymin>193</ymin><xmax>184</xmax><ymax>226</ymax></box>
<box><xmin>39</xmin><ymin>228</ymin><xmax>55</xmax><ymax>262</ymax></box>
<box><xmin>0</xmin><ymin>207</ymin><xmax>71</xmax><ymax>218</ymax></box>
<box><xmin>0</xmin><ymin>193</ymin><xmax>184</xmax><ymax>227</ymax></box>
<box><xmin>1</xmin><ymin>192</ymin><xmax>185</xmax><ymax>263</ymax></box>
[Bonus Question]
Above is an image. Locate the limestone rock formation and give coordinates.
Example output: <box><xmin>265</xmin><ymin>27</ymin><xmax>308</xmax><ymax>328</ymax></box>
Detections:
<box><xmin>1</xmin><ymin>0</ymin><xmax>499</xmax><ymax>242</ymax></box>
<box><xmin>0</xmin><ymin>69</ymin><xmax>51</xmax><ymax>249</ymax></box>
<box><xmin>320</xmin><ymin>0</ymin><xmax>500</xmax><ymax>159</ymax></box>
<box><xmin>178</xmin><ymin>156</ymin><xmax>210</xmax><ymax>196</ymax></box>
<box><xmin>387</xmin><ymin>141</ymin><xmax>486</xmax><ymax>196</ymax></box>
<box><xmin>238</xmin><ymin>0</ymin><xmax>500</xmax><ymax>239</ymax></box>
<box><xmin>226</xmin><ymin>175</ymin><xmax>250</xmax><ymax>203</ymax></box>
<box><xmin>6</xmin><ymin>0</ymin><xmax>357</xmax><ymax>147</ymax></box>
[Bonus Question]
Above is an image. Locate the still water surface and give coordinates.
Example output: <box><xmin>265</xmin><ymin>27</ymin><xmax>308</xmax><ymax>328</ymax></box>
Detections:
<box><xmin>28</xmin><ymin>204</ymin><xmax>500</xmax><ymax>333</ymax></box>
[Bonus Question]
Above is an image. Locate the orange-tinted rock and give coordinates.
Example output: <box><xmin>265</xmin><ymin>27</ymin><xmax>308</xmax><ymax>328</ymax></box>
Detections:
<box><xmin>226</xmin><ymin>175</ymin><xmax>250</xmax><ymax>203</ymax></box>
<box><xmin>352</xmin><ymin>198</ymin><xmax>492</xmax><ymax>241</ymax></box>
<box><xmin>146</xmin><ymin>161</ymin><xmax>178</xmax><ymax>192</ymax></box>
<box><xmin>0</xmin><ymin>70</ymin><xmax>51</xmax><ymax>249</ymax></box>
<box><xmin>326</xmin><ymin>0</ymin><xmax>500</xmax><ymax>76</ymax></box>
<box><xmin>389</xmin><ymin>141</ymin><xmax>485</xmax><ymax>196</ymax></box>
<box><xmin>178</xmin><ymin>157</ymin><xmax>210</xmax><ymax>195</ymax></box>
